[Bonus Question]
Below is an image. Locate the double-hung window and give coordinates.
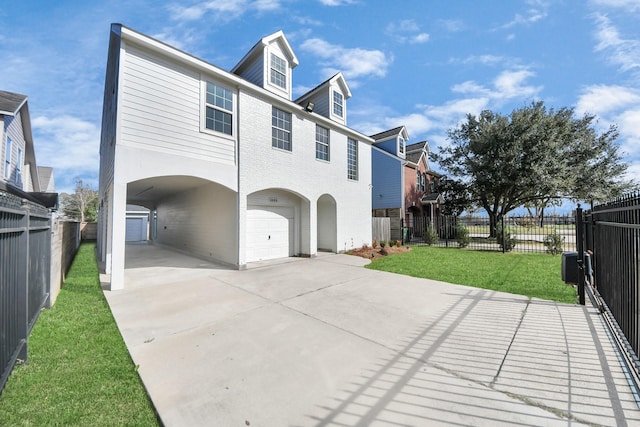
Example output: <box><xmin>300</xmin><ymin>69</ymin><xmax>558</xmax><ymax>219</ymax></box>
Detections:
<box><xmin>270</xmin><ymin>54</ymin><xmax>287</xmax><ymax>89</ymax></box>
<box><xmin>4</xmin><ymin>137</ymin><xmax>11</xmax><ymax>178</ymax></box>
<box><xmin>399</xmin><ymin>137</ymin><xmax>405</xmax><ymax>155</ymax></box>
<box><xmin>272</xmin><ymin>107</ymin><xmax>291</xmax><ymax>151</ymax></box>
<box><xmin>416</xmin><ymin>169</ymin><xmax>420</xmax><ymax>191</ymax></box>
<box><xmin>347</xmin><ymin>138</ymin><xmax>358</xmax><ymax>180</ymax></box>
<box><xmin>421</xmin><ymin>174</ymin><xmax>426</xmax><ymax>191</ymax></box>
<box><xmin>315</xmin><ymin>125</ymin><xmax>330</xmax><ymax>161</ymax></box>
<box><xmin>205</xmin><ymin>81</ymin><xmax>233</xmax><ymax>135</ymax></box>
<box><xmin>333</xmin><ymin>91</ymin><xmax>343</xmax><ymax>117</ymax></box>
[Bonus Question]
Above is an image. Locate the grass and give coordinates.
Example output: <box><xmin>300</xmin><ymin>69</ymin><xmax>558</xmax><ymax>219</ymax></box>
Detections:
<box><xmin>366</xmin><ymin>246</ymin><xmax>577</xmax><ymax>304</ymax></box>
<box><xmin>0</xmin><ymin>242</ymin><xmax>159</xmax><ymax>426</ymax></box>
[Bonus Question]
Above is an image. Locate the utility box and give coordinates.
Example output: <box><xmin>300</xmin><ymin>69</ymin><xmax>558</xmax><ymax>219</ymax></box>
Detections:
<box><xmin>561</xmin><ymin>251</ymin><xmax>592</xmax><ymax>284</ymax></box>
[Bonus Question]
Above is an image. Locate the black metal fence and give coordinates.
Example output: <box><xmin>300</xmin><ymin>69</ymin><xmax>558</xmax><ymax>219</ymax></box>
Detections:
<box><xmin>582</xmin><ymin>194</ymin><xmax>640</xmax><ymax>375</ymax></box>
<box><xmin>403</xmin><ymin>214</ymin><xmax>576</xmax><ymax>254</ymax></box>
<box><xmin>0</xmin><ymin>190</ymin><xmax>51</xmax><ymax>396</ymax></box>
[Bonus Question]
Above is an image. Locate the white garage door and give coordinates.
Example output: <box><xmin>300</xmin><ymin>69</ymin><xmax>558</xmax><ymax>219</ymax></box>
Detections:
<box><xmin>246</xmin><ymin>206</ymin><xmax>294</xmax><ymax>262</ymax></box>
<box><xmin>125</xmin><ymin>217</ymin><xmax>146</xmax><ymax>242</ymax></box>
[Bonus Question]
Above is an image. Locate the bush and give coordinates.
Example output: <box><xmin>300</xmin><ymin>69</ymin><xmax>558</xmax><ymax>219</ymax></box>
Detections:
<box><xmin>396</xmin><ymin>240</ymin><xmax>402</xmax><ymax>248</ymax></box>
<box><xmin>380</xmin><ymin>240</ymin><xmax>387</xmax><ymax>248</ymax></box>
<box><xmin>423</xmin><ymin>226</ymin><xmax>439</xmax><ymax>246</ymax></box>
<box><xmin>495</xmin><ymin>222</ymin><xmax>517</xmax><ymax>252</ymax></box>
<box><xmin>455</xmin><ymin>225</ymin><xmax>470</xmax><ymax>248</ymax></box>
<box><xmin>544</xmin><ymin>231</ymin><xmax>564</xmax><ymax>255</ymax></box>
<box><xmin>372</xmin><ymin>239</ymin><xmax>378</xmax><ymax>248</ymax></box>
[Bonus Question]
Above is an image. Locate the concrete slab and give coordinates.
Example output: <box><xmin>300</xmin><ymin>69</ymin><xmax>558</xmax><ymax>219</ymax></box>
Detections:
<box><xmin>104</xmin><ymin>244</ymin><xmax>640</xmax><ymax>426</ymax></box>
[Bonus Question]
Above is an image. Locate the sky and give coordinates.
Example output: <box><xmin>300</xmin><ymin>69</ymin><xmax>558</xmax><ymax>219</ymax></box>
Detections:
<box><xmin>1</xmin><ymin>0</ymin><xmax>638</xmax><ymax>200</ymax></box>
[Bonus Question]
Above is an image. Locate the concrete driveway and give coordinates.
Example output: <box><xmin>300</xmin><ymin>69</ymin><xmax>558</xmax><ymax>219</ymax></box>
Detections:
<box><xmin>104</xmin><ymin>244</ymin><xmax>640</xmax><ymax>426</ymax></box>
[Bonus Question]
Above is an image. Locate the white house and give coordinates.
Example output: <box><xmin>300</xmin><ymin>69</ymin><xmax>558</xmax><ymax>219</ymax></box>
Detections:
<box><xmin>98</xmin><ymin>24</ymin><xmax>373</xmax><ymax>290</ymax></box>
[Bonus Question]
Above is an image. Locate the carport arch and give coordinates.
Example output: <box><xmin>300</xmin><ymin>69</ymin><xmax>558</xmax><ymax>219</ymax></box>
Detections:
<box><xmin>317</xmin><ymin>193</ymin><xmax>337</xmax><ymax>253</ymax></box>
<box><xmin>104</xmin><ymin>174</ymin><xmax>238</xmax><ymax>290</ymax></box>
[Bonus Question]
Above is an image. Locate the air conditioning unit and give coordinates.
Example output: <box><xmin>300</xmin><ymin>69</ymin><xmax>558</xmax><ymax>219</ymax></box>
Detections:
<box><xmin>561</xmin><ymin>251</ymin><xmax>592</xmax><ymax>284</ymax></box>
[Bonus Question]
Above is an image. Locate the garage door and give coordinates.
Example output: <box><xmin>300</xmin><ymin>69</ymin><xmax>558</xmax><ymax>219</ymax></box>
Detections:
<box><xmin>125</xmin><ymin>217</ymin><xmax>147</xmax><ymax>242</ymax></box>
<box><xmin>246</xmin><ymin>206</ymin><xmax>294</xmax><ymax>262</ymax></box>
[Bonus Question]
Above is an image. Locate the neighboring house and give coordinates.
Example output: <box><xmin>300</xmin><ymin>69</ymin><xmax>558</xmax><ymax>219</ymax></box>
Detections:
<box><xmin>370</xmin><ymin>126</ymin><xmax>409</xmax><ymax>241</ymax></box>
<box><xmin>370</xmin><ymin>127</ymin><xmax>443</xmax><ymax>242</ymax></box>
<box><xmin>98</xmin><ymin>24</ymin><xmax>373</xmax><ymax>290</ymax></box>
<box><xmin>0</xmin><ymin>90</ymin><xmax>40</xmax><ymax>193</ymax></box>
<box><xmin>404</xmin><ymin>141</ymin><xmax>443</xmax><ymax>239</ymax></box>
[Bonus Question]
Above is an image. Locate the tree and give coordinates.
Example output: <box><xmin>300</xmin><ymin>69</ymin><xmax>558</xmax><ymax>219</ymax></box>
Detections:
<box><xmin>432</xmin><ymin>101</ymin><xmax>633</xmax><ymax>235</ymax></box>
<box><xmin>60</xmin><ymin>178</ymin><xmax>98</xmax><ymax>222</ymax></box>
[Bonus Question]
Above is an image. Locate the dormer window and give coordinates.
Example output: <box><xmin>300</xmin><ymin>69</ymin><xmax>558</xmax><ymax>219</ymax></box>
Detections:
<box><xmin>333</xmin><ymin>91</ymin><xmax>343</xmax><ymax>117</ymax></box>
<box><xmin>270</xmin><ymin>54</ymin><xmax>287</xmax><ymax>89</ymax></box>
<box><xmin>399</xmin><ymin>137</ymin><xmax>405</xmax><ymax>155</ymax></box>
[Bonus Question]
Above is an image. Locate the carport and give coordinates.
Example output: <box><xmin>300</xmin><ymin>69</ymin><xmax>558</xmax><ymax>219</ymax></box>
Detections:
<box><xmin>101</xmin><ymin>174</ymin><xmax>238</xmax><ymax>290</ymax></box>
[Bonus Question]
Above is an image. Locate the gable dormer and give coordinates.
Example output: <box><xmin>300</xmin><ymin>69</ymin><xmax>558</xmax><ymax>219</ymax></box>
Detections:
<box><xmin>231</xmin><ymin>30</ymin><xmax>299</xmax><ymax>100</ymax></box>
<box><xmin>369</xmin><ymin>126</ymin><xmax>409</xmax><ymax>159</ymax></box>
<box><xmin>405</xmin><ymin>141</ymin><xmax>431</xmax><ymax>168</ymax></box>
<box><xmin>295</xmin><ymin>73</ymin><xmax>351</xmax><ymax>125</ymax></box>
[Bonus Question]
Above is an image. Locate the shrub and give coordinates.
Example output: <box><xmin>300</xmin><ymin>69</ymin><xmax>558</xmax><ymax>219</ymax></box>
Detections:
<box><xmin>455</xmin><ymin>225</ymin><xmax>470</xmax><ymax>248</ymax></box>
<box><xmin>495</xmin><ymin>222</ymin><xmax>517</xmax><ymax>252</ymax></box>
<box><xmin>423</xmin><ymin>226</ymin><xmax>439</xmax><ymax>246</ymax></box>
<box><xmin>380</xmin><ymin>240</ymin><xmax>387</xmax><ymax>248</ymax></box>
<box><xmin>544</xmin><ymin>231</ymin><xmax>564</xmax><ymax>255</ymax></box>
<box><xmin>396</xmin><ymin>240</ymin><xmax>402</xmax><ymax>248</ymax></box>
<box><xmin>372</xmin><ymin>239</ymin><xmax>378</xmax><ymax>248</ymax></box>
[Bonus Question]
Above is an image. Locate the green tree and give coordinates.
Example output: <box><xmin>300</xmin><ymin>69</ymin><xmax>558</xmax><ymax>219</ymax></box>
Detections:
<box><xmin>60</xmin><ymin>178</ymin><xmax>98</xmax><ymax>222</ymax></box>
<box><xmin>432</xmin><ymin>101</ymin><xmax>632</xmax><ymax>236</ymax></box>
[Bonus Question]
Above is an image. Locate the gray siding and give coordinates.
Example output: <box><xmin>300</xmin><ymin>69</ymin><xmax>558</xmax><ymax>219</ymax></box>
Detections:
<box><xmin>236</xmin><ymin>56</ymin><xmax>264</xmax><ymax>87</ymax></box>
<box><xmin>371</xmin><ymin>148</ymin><xmax>402</xmax><ymax>209</ymax></box>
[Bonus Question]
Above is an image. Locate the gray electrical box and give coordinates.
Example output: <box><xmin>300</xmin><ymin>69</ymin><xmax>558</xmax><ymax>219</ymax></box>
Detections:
<box><xmin>561</xmin><ymin>251</ymin><xmax>592</xmax><ymax>284</ymax></box>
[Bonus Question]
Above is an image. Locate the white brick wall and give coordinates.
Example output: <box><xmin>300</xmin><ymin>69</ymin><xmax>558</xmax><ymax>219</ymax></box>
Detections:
<box><xmin>237</xmin><ymin>91</ymin><xmax>372</xmax><ymax>265</ymax></box>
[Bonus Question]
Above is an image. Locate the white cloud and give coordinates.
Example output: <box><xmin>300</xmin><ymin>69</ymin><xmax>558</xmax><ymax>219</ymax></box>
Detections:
<box><xmin>385</xmin><ymin>19</ymin><xmax>430</xmax><ymax>44</ymax></box>
<box><xmin>575</xmin><ymin>84</ymin><xmax>640</xmax><ymax>116</ymax></box>
<box><xmin>300</xmin><ymin>38</ymin><xmax>390</xmax><ymax>81</ymax></box>
<box><xmin>492</xmin><ymin>69</ymin><xmax>542</xmax><ymax>99</ymax></box>
<box><xmin>169</xmin><ymin>0</ymin><xmax>281</xmax><ymax>21</ymax></box>
<box><xmin>31</xmin><ymin>115</ymin><xmax>100</xmax><ymax>193</ymax></box>
<box><xmin>591</xmin><ymin>0</ymin><xmax>640</xmax><ymax>12</ymax></box>
<box><xmin>593</xmin><ymin>14</ymin><xmax>640</xmax><ymax>74</ymax></box>
<box><xmin>317</xmin><ymin>0</ymin><xmax>356</xmax><ymax>5</ymax></box>
<box><xmin>499</xmin><ymin>0</ymin><xmax>550</xmax><ymax>29</ymax></box>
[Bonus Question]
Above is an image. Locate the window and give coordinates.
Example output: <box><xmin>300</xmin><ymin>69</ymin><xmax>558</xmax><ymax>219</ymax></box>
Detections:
<box><xmin>333</xmin><ymin>91</ymin><xmax>343</xmax><ymax>117</ymax></box>
<box><xmin>16</xmin><ymin>148</ymin><xmax>22</xmax><ymax>184</ymax></box>
<box><xmin>4</xmin><ymin>137</ymin><xmax>11</xmax><ymax>178</ymax></box>
<box><xmin>421</xmin><ymin>174</ymin><xmax>426</xmax><ymax>191</ymax></box>
<box><xmin>431</xmin><ymin>179</ymin><xmax>436</xmax><ymax>193</ymax></box>
<box><xmin>272</xmin><ymin>107</ymin><xmax>291</xmax><ymax>151</ymax></box>
<box><xmin>347</xmin><ymin>138</ymin><xmax>358</xmax><ymax>180</ymax></box>
<box><xmin>315</xmin><ymin>125</ymin><xmax>330</xmax><ymax>161</ymax></box>
<box><xmin>416</xmin><ymin>169</ymin><xmax>420</xmax><ymax>190</ymax></box>
<box><xmin>399</xmin><ymin>137</ymin><xmax>405</xmax><ymax>155</ymax></box>
<box><xmin>205</xmin><ymin>81</ymin><xmax>233</xmax><ymax>135</ymax></box>
<box><xmin>270</xmin><ymin>54</ymin><xmax>287</xmax><ymax>89</ymax></box>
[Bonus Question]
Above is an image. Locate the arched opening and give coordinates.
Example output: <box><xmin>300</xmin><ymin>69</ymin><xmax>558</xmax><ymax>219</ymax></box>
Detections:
<box><xmin>246</xmin><ymin>189</ymin><xmax>307</xmax><ymax>262</ymax></box>
<box><xmin>317</xmin><ymin>194</ymin><xmax>337</xmax><ymax>253</ymax></box>
<box><xmin>126</xmin><ymin>175</ymin><xmax>237</xmax><ymax>266</ymax></box>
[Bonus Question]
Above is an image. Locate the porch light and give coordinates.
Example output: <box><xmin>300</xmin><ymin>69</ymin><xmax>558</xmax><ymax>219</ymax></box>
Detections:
<box><xmin>305</xmin><ymin>101</ymin><xmax>315</xmax><ymax>112</ymax></box>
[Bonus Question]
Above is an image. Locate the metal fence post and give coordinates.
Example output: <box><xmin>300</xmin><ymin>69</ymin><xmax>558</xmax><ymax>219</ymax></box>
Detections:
<box><xmin>576</xmin><ymin>205</ymin><xmax>586</xmax><ymax>305</ymax></box>
<box><xmin>501</xmin><ymin>216</ymin><xmax>505</xmax><ymax>254</ymax></box>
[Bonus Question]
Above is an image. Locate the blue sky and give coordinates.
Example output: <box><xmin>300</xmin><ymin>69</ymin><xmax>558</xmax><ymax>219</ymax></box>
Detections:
<box><xmin>1</xmin><ymin>0</ymin><xmax>638</xmax><ymax>197</ymax></box>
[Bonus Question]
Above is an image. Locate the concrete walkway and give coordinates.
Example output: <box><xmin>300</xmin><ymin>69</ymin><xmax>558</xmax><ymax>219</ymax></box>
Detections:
<box><xmin>103</xmin><ymin>244</ymin><xmax>640</xmax><ymax>426</ymax></box>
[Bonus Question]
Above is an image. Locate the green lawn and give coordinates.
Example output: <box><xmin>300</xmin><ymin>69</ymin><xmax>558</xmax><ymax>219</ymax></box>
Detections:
<box><xmin>0</xmin><ymin>243</ymin><xmax>159</xmax><ymax>426</ymax></box>
<box><xmin>366</xmin><ymin>246</ymin><xmax>577</xmax><ymax>304</ymax></box>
